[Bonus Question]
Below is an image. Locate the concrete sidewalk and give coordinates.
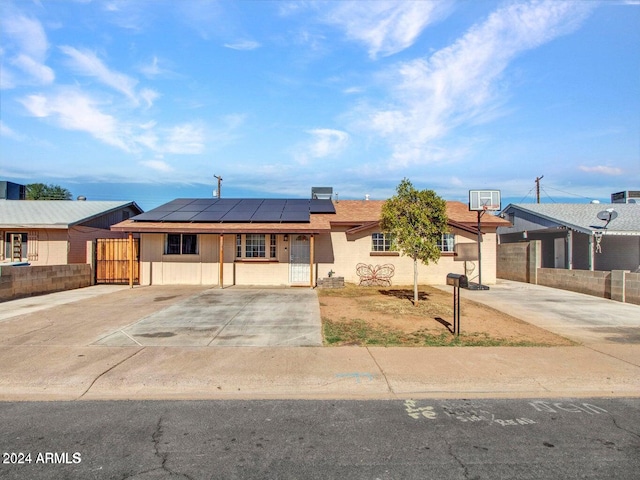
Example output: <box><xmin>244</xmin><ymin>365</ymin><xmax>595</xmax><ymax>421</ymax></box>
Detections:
<box><xmin>0</xmin><ymin>283</ymin><xmax>638</xmax><ymax>401</ymax></box>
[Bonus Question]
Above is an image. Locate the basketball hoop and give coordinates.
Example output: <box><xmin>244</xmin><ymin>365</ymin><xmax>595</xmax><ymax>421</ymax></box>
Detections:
<box><xmin>594</xmin><ymin>231</ymin><xmax>604</xmax><ymax>254</ymax></box>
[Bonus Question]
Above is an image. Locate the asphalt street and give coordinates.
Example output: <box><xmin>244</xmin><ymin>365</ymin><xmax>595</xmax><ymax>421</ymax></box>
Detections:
<box><xmin>1</xmin><ymin>398</ymin><xmax>638</xmax><ymax>480</ymax></box>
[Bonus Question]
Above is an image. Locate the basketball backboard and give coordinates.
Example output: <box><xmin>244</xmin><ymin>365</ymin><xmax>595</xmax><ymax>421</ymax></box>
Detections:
<box><xmin>469</xmin><ymin>190</ymin><xmax>501</xmax><ymax>212</ymax></box>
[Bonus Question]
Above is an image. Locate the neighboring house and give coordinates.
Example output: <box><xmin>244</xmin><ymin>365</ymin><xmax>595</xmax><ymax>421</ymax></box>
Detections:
<box><xmin>497</xmin><ymin>203</ymin><xmax>640</xmax><ymax>272</ymax></box>
<box><xmin>0</xmin><ymin>200</ymin><xmax>143</xmax><ymax>265</ymax></box>
<box><xmin>111</xmin><ymin>197</ymin><xmax>509</xmax><ymax>287</ymax></box>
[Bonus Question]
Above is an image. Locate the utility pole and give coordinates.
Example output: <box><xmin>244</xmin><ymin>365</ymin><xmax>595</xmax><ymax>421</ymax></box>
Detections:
<box><xmin>214</xmin><ymin>175</ymin><xmax>222</xmax><ymax>198</ymax></box>
<box><xmin>535</xmin><ymin>175</ymin><xmax>544</xmax><ymax>203</ymax></box>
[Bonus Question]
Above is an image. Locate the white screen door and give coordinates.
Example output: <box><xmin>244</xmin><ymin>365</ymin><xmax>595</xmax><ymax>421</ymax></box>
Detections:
<box><xmin>290</xmin><ymin>235</ymin><xmax>310</xmax><ymax>284</ymax></box>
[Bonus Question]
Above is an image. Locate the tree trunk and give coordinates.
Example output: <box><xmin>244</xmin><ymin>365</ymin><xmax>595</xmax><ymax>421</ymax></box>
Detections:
<box><xmin>413</xmin><ymin>257</ymin><xmax>419</xmax><ymax>306</ymax></box>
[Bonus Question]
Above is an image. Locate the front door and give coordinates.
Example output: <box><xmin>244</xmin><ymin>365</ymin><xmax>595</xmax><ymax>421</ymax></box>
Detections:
<box><xmin>290</xmin><ymin>235</ymin><xmax>310</xmax><ymax>284</ymax></box>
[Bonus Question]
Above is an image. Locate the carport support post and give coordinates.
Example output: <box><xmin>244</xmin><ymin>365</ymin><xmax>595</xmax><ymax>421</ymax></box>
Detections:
<box><xmin>219</xmin><ymin>234</ymin><xmax>224</xmax><ymax>288</ymax></box>
<box><xmin>128</xmin><ymin>232</ymin><xmax>134</xmax><ymax>289</ymax></box>
<box><xmin>310</xmin><ymin>234</ymin><xmax>315</xmax><ymax>288</ymax></box>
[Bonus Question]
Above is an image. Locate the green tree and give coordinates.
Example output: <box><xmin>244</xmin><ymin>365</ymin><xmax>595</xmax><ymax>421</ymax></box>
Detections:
<box><xmin>380</xmin><ymin>178</ymin><xmax>448</xmax><ymax>305</ymax></box>
<box><xmin>26</xmin><ymin>183</ymin><xmax>72</xmax><ymax>200</ymax></box>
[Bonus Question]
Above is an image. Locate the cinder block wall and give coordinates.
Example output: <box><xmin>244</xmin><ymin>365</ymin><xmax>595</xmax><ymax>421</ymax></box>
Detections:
<box><xmin>0</xmin><ymin>264</ymin><xmax>91</xmax><ymax>302</ymax></box>
<box><xmin>496</xmin><ymin>243</ymin><xmax>529</xmax><ymax>282</ymax></box>
<box><xmin>537</xmin><ymin>268</ymin><xmax>611</xmax><ymax>299</ymax></box>
<box><xmin>625</xmin><ymin>272</ymin><xmax>640</xmax><ymax>305</ymax></box>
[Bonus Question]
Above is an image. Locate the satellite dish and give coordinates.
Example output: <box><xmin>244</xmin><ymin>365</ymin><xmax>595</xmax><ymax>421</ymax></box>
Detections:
<box><xmin>597</xmin><ymin>209</ymin><xmax>618</xmax><ymax>228</ymax></box>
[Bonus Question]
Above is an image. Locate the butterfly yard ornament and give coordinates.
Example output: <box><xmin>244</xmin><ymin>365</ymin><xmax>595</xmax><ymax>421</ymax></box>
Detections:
<box><xmin>356</xmin><ymin>263</ymin><xmax>395</xmax><ymax>287</ymax></box>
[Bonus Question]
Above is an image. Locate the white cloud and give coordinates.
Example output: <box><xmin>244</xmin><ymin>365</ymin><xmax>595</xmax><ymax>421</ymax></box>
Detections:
<box><xmin>578</xmin><ymin>165</ymin><xmax>623</xmax><ymax>176</ymax></box>
<box><xmin>60</xmin><ymin>46</ymin><xmax>139</xmax><ymax>102</ymax></box>
<box><xmin>0</xmin><ymin>121</ymin><xmax>26</xmax><ymax>141</ymax></box>
<box><xmin>295</xmin><ymin>128</ymin><xmax>350</xmax><ymax>164</ymax></box>
<box><xmin>139</xmin><ymin>56</ymin><xmax>163</xmax><ymax>77</ymax></box>
<box><xmin>139</xmin><ymin>88</ymin><xmax>160</xmax><ymax>109</ymax></box>
<box><xmin>224</xmin><ymin>40</ymin><xmax>261</xmax><ymax>51</ymax></box>
<box><xmin>2</xmin><ymin>14</ymin><xmax>48</xmax><ymax>59</ymax></box>
<box><xmin>164</xmin><ymin>124</ymin><xmax>205</xmax><ymax>154</ymax></box>
<box><xmin>11</xmin><ymin>54</ymin><xmax>55</xmax><ymax>85</ymax></box>
<box><xmin>141</xmin><ymin>158</ymin><xmax>173</xmax><ymax>172</ymax></box>
<box><xmin>354</xmin><ymin>0</ymin><xmax>594</xmax><ymax>167</ymax></box>
<box><xmin>1</xmin><ymin>14</ymin><xmax>54</xmax><ymax>87</ymax></box>
<box><xmin>325</xmin><ymin>1</ymin><xmax>452</xmax><ymax>59</ymax></box>
<box><xmin>19</xmin><ymin>88</ymin><xmax>130</xmax><ymax>151</ymax></box>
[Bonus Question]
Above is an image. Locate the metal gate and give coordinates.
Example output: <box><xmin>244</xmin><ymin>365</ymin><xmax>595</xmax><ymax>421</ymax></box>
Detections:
<box><xmin>289</xmin><ymin>234</ymin><xmax>310</xmax><ymax>285</ymax></box>
<box><xmin>95</xmin><ymin>238</ymin><xmax>139</xmax><ymax>284</ymax></box>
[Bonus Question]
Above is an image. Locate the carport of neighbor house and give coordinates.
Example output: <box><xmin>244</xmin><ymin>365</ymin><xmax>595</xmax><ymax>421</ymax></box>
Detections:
<box><xmin>94</xmin><ymin>288</ymin><xmax>322</xmax><ymax>347</ymax></box>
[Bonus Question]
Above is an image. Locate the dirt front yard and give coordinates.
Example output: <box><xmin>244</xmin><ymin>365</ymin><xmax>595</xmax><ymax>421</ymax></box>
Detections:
<box><xmin>318</xmin><ymin>284</ymin><xmax>574</xmax><ymax>347</ymax></box>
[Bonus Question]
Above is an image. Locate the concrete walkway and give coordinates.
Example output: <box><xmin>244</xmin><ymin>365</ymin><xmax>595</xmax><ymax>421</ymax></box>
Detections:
<box><xmin>0</xmin><ymin>283</ymin><xmax>638</xmax><ymax>401</ymax></box>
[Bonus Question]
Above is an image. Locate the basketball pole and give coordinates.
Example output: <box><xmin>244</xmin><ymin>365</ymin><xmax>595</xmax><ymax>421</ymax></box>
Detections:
<box><xmin>477</xmin><ymin>209</ymin><xmax>482</xmax><ymax>288</ymax></box>
<box><xmin>473</xmin><ymin>206</ymin><xmax>490</xmax><ymax>290</ymax></box>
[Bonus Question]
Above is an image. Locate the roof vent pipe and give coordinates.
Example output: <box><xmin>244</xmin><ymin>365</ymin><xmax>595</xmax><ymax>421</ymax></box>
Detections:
<box><xmin>365</xmin><ymin>194</ymin><xmax>370</xmax><ymax>201</ymax></box>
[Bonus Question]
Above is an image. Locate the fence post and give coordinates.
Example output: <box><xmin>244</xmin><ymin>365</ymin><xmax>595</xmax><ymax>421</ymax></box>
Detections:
<box><xmin>611</xmin><ymin>270</ymin><xmax>628</xmax><ymax>303</ymax></box>
<box><xmin>528</xmin><ymin>240</ymin><xmax>541</xmax><ymax>285</ymax></box>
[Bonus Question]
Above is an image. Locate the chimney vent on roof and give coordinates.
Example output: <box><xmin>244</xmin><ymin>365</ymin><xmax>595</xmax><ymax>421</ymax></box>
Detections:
<box><xmin>365</xmin><ymin>194</ymin><xmax>370</xmax><ymax>201</ymax></box>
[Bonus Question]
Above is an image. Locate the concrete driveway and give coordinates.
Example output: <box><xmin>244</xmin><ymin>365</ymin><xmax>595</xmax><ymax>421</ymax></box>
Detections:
<box><xmin>441</xmin><ymin>280</ymin><xmax>640</xmax><ymax>347</ymax></box>
<box><xmin>94</xmin><ymin>288</ymin><xmax>322</xmax><ymax>347</ymax></box>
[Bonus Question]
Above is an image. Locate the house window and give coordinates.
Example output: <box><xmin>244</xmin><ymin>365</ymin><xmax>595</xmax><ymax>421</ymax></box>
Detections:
<box><xmin>245</xmin><ymin>234</ymin><xmax>266</xmax><ymax>258</ymax></box>
<box><xmin>438</xmin><ymin>233</ymin><xmax>455</xmax><ymax>253</ymax></box>
<box><xmin>372</xmin><ymin>233</ymin><xmax>394</xmax><ymax>252</ymax></box>
<box><xmin>5</xmin><ymin>232</ymin><xmax>28</xmax><ymax>262</ymax></box>
<box><xmin>165</xmin><ymin>234</ymin><xmax>198</xmax><ymax>255</ymax></box>
<box><xmin>235</xmin><ymin>234</ymin><xmax>278</xmax><ymax>259</ymax></box>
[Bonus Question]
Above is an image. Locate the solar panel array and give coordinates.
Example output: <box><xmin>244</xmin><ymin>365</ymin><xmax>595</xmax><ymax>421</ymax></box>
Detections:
<box><xmin>132</xmin><ymin>198</ymin><xmax>336</xmax><ymax>223</ymax></box>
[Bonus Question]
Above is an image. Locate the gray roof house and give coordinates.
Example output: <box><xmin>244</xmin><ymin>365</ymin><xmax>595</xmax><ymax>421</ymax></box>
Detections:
<box><xmin>0</xmin><ymin>200</ymin><xmax>142</xmax><ymax>265</ymax></box>
<box><xmin>497</xmin><ymin>203</ymin><xmax>640</xmax><ymax>272</ymax></box>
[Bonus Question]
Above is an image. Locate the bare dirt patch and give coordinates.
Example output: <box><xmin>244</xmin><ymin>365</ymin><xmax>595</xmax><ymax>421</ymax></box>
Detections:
<box><xmin>318</xmin><ymin>284</ymin><xmax>574</xmax><ymax>347</ymax></box>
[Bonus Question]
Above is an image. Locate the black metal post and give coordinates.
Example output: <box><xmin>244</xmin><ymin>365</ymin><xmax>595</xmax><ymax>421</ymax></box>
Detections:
<box><xmin>456</xmin><ymin>285</ymin><xmax>460</xmax><ymax>336</ymax></box>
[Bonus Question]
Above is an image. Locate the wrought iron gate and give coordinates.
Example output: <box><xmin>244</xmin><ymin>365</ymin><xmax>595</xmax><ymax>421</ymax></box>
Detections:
<box><xmin>95</xmin><ymin>238</ymin><xmax>139</xmax><ymax>284</ymax></box>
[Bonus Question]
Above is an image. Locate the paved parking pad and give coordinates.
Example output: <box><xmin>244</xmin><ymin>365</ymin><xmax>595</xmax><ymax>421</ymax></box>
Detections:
<box><xmin>94</xmin><ymin>288</ymin><xmax>322</xmax><ymax>347</ymax></box>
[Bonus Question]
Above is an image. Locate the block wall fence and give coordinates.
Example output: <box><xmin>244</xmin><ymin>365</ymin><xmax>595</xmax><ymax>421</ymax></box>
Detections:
<box><xmin>497</xmin><ymin>241</ymin><xmax>640</xmax><ymax>305</ymax></box>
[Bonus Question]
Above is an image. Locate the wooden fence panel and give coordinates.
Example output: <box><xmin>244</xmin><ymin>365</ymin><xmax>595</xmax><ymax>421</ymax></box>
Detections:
<box><xmin>95</xmin><ymin>238</ymin><xmax>139</xmax><ymax>284</ymax></box>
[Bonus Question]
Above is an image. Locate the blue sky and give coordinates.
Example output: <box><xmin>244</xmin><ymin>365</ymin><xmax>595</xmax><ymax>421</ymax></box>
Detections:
<box><xmin>1</xmin><ymin>0</ymin><xmax>638</xmax><ymax>211</ymax></box>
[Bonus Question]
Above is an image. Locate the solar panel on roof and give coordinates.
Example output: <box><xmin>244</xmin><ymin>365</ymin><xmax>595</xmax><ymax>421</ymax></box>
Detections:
<box><xmin>191</xmin><ymin>211</ymin><xmax>226</xmax><ymax>222</ymax></box>
<box><xmin>251</xmin><ymin>211</ymin><xmax>282</xmax><ymax>221</ymax></box>
<box><xmin>189</xmin><ymin>199</ymin><xmax>218</xmax><ymax>206</ymax></box>
<box><xmin>177</xmin><ymin>205</ymin><xmax>209</xmax><ymax>212</ymax></box>
<box><xmin>161</xmin><ymin>211</ymin><xmax>199</xmax><ymax>221</ymax></box>
<box><xmin>310</xmin><ymin>199</ymin><xmax>335</xmax><ymax>213</ymax></box>
<box><xmin>283</xmin><ymin>202</ymin><xmax>309</xmax><ymax>211</ymax></box>
<box><xmin>132</xmin><ymin>196</ymin><xmax>335</xmax><ymax>223</ymax></box>
<box><xmin>131</xmin><ymin>211</ymin><xmax>169</xmax><ymax>221</ymax></box>
<box><xmin>281</xmin><ymin>211</ymin><xmax>309</xmax><ymax>222</ymax></box>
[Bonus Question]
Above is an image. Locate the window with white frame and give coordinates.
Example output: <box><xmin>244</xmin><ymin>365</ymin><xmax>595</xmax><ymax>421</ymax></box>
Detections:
<box><xmin>372</xmin><ymin>233</ymin><xmax>394</xmax><ymax>252</ymax></box>
<box><xmin>437</xmin><ymin>233</ymin><xmax>455</xmax><ymax>252</ymax></box>
<box><xmin>236</xmin><ymin>234</ymin><xmax>278</xmax><ymax>259</ymax></box>
<box><xmin>165</xmin><ymin>234</ymin><xmax>198</xmax><ymax>255</ymax></box>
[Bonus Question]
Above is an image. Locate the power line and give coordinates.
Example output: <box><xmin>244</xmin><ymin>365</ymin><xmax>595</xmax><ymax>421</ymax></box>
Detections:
<box><xmin>541</xmin><ymin>185</ymin><xmax>594</xmax><ymax>201</ymax></box>
<box><xmin>518</xmin><ymin>187</ymin><xmax>535</xmax><ymax>204</ymax></box>
<box><xmin>540</xmin><ymin>186</ymin><xmax>557</xmax><ymax>203</ymax></box>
